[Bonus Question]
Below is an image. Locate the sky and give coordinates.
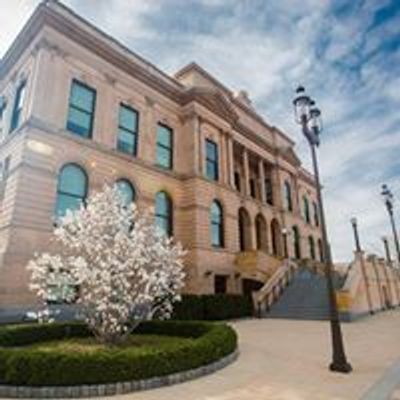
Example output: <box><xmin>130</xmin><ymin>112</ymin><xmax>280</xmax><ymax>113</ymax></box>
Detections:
<box><xmin>1</xmin><ymin>0</ymin><xmax>400</xmax><ymax>262</ymax></box>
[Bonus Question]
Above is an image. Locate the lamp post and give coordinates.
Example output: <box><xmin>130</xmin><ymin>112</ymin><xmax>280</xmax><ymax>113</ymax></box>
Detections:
<box><xmin>293</xmin><ymin>86</ymin><xmax>352</xmax><ymax>373</ymax></box>
<box><xmin>350</xmin><ymin>217</ymin><xmax>373</xmax><ymax>314</ymax></box>
<box><xmin>282</xmin><ymin>227</ymin><xmax>289</xmax><ymax>259</ymax></box>
<box><xmin>382</xmin><ymin>236</ymin><xmax>392</xmax><ymax>265</ymax></box>
<box><xmin>381</xmin><ymin>184</ymin><xmax>400</xmax><ymax>264</ymax></box>
<box><xmin>350</xmin><ymin>217</ymin><xmax>361</xmax><ymax>253</ymax></box>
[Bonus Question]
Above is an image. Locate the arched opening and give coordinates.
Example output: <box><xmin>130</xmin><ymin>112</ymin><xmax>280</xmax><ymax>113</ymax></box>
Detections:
<box><xmin>271</xmin><ymin>218</ymin><xmax>282</xmax><ymax>256</ymax></box>
<box><xmin>283</xmin><ymin>180</ymin><xmax>293</xmax><ymax>211</ymax></box>
<box><xmin>308</xmin><ymin>235</ymin><xmax>316</xmax><ymax>260</ymax></box>
<box><xmin>292</xmin><ymin>226</ymin><xmax>301</xmax><ymax>259</ymax></box>
<box><xmin>55</xmin><ymin>163</ymin><xmax>88</xmax><ymax>220</ymax></box>
<box><xmin>238</xmin><ymin>207</ymin><xmax>251</xmax><ymax>251</ymax></box>
<box><xmin>255</xmin><ymin>214</ymin><xmax>268</xmax><ymax>252</ymax></box>
<box><xmin>115</xmin><ymin>178</ymin><xmax>136</xmax><ymax>206</ymax></box>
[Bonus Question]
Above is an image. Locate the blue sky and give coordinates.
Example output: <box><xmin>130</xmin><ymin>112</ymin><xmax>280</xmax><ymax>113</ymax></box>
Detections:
<box><xmin>1</xmin><ymin>0</ymin><xmax>399</xmax><ymax>261</ymax></box>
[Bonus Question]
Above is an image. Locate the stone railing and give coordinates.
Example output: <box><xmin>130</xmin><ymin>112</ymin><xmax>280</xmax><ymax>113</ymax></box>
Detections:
<box><xmin>252</xmin><ymin>258</ymin><xmax>298</xmax><ymax>315</ymax></box>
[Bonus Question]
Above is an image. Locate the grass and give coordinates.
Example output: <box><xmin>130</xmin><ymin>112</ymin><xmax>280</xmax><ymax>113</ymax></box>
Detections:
<box><xmin>11</xmin><ymin>334</ymin><xmax>194</xmax><ymax>354</ymax></box>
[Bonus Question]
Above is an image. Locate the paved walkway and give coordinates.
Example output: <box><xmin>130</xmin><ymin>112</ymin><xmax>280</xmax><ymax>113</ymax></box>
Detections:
<box><xmin>7</xmin><ymin>311</ymin><xmax>400</xmax><ymax>400</ymax></box>
<box><xmin>93</xmin><ymin>310</ymin><xmax>400</xmax><ymax>400</ymax></box>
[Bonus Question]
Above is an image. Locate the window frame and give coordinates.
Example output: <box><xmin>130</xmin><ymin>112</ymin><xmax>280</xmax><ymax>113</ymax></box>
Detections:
<box><xmin>205</xmin><ymin>139</ymin><xmax>219</xmax><ymax>181</ymax></box>
<box><xmin>303</xmin><ymin>196</ymin><xmax>311</xmax><ymax>224</ymax></box>
<box><xmin>210</xmin><ymin>200</ymin><xmax>224</xmax><ymax>248</ymax></box>
<box><xmin>156</xmin><ymin>123</ymin><xmax>173</xmax><ymax>169</ymax></box>
<box><xmin>115</xmin><ymin>178</ymin><xmax>136</xmax><ymax>206</ymax></box>
<box><xmin>55</xmin><ymin>163</ymin><xmax>88</xmax><ymax>221</ymax></box>
<box><xmin>155</xmin><ymin>191</ymin><xmax>173</xmax><ymax>237</ymax></box>
<box><xmin>66</xmin><ymin>79</ymin><xmax>96</xmax><ymax>139</ymax></box>
<box><xmin>117</xmin><ymin>103</ymin><xmax>139</xmax><ymax>156</ymax></box>
<box><xmin>9</xmin><ymin>80</ymin><xmax>26</xmax><ymax>134</ymax></box>
<box><xmin>284</xmin><ymin>180</ymin><xmax>293</xmax><ymax>211</ymax></box>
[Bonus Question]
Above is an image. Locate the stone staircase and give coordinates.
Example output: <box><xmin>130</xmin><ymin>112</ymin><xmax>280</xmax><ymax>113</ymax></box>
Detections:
<box><xmin>266</xmin><ymin>267</ymin><xmax>330</xmax><ymax>320</ymax></box>
<box><xmin>254</xmin><ymin>261</ymin><xmax>345</xmax><ymax>321</ymax></box>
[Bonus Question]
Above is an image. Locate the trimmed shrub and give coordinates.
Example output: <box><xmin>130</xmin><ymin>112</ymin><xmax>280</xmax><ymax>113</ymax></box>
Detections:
<box><xmin>172</xmin><ymin>294</ymin><xmax>253</xmax><ymax>321</ymax></box>
<box><xmin>0</xmin><ymin>321</ymin><xmax>237</xmax><ymax>386</ymax></box>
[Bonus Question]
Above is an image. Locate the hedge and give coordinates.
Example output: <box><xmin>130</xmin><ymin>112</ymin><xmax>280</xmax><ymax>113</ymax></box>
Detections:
<box><xmin>0</xmin><ymin>321</ymin><xmax>237</xmax><ymax>386</ymax></box>
<box><xmin>172</xmin><ymin>294</ymin><xmax>253</xmax><ymax>321</ymax></box>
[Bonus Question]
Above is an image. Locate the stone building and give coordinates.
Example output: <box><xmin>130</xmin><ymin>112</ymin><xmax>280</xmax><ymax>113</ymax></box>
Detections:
<box><xmin>0</xmin><ymin>0</ymin><xmax>322</xmax><ymax>309</ymax></box>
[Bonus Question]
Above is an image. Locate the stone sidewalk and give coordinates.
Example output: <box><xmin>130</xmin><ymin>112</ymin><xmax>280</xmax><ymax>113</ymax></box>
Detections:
<box><xmin>4</xmin><ymin>311</ymin><xmax>400</xmax><ymax>400</ymax></box>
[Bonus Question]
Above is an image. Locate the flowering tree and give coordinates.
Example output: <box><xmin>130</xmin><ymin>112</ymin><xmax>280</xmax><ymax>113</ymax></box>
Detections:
<box><xmin>28</xmin><ymin>185</ymin><xmax>186</xmax><ymax>344</ymax></box>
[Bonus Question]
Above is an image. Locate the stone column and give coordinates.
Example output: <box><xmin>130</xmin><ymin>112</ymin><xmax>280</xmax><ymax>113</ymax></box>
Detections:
<box><xmin>193</xmin><ymin>115</ymin><xmax>200</xmax><ymax>175</ymax></box>
<box><xmin>259</xmin><ymin>159</ymin><xmax>266</xmax><ymax>203</ymax></box>
<box><xmin>226</xmin><ymin>135</ymin><xmax>235</xmax><ymax>188</ymax></box>
<box><xmin>271</xmin><ymin>166</ymin><xmax>282</xmax><ymax>208</ymax></box>
<box><xmin>243</xmin><ymin>148</ymin><xmax>250</xmax><ymax>196</ymax></box>
<box><xmin>219</xmin><ymin>130</ymin><xmax>227</xmax><ymax>185</ymax></box>
<box><xmin>197</xmin><ymin>117</ymin><xmax>204</xmax><ymax>175</ymax></box>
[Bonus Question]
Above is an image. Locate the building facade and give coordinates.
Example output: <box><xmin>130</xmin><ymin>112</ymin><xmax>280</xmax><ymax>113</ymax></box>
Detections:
<box><xmin>0</xmin><ymin>0</ymin><xmax>322</xmax><ymax>308</ymax></box>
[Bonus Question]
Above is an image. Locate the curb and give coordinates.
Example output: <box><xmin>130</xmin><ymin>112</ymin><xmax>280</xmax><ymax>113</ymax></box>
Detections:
<box><xmin>0</xmin><ymin>349</ymin><xmax>239</xmax><ymax>398</ymax></box>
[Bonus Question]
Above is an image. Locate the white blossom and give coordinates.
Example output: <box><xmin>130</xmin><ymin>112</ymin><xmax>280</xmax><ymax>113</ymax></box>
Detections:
<box><xmin>28</xmin><ymin>185</ymin><xmax>186</xmax><ymax>344</ymax></box>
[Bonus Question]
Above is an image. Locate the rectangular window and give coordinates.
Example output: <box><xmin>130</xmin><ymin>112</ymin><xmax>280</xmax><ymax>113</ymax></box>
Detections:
<box><xmin>234</xmin><ymin>172</ymin><xmax>241</xmax><ymax>192</ymax></box>
<box><xmin>250</xmin><ymin>179</ymin><xmax>256</xmax><ymax>198</ymax></box>
<box><xmin>265</xmin><ymin>178</ymin><xmax>273</xmax><ymax>205</ymax></box>
<box><xmin>214</xmin><ymin>275</ymin><xmax>228</xmax><ymax>294</ymax></box>
<box><xmin>156</xmin><ymin>124</ymin><xmax>173</xmax><ymax>169</ymax></box>
<box><xmin>66</xmin><ymin>80</ymin><xmax>96</xmax><ymax>138</ymax></box>
<box><xmin>117</xmin><ymin>104</ymin><xmax>139</xmax><ymax>156</ymax></box>
<box><xmin>10</xmin><ymin>81</ymin><xmax>26</xmax><ymax>133</ymax></box>
<box><xmin>206</xmin><ymin>139</ymin><xmax>218</xmax><ymax>181</ymax></box>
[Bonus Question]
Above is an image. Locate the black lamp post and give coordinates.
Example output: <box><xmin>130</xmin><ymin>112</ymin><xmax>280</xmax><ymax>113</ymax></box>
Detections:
<box><xmin>293</xmin><ymin>86</ymin><xmax>352</xmax><ymax>373</ymax></box>
<box><xmin>350</xmin><ymin>217</ymin><xmax>361</xmax><ymax>253</ymax></box>
<box><xmin>381</xmin><ymin>184</ymin><xmax>400</xmax><ymax>263</ymax></box>
<box><xmin>382</xmin><ymin>236</ymin><xmax>392</xmax><ymax>265</ymax></box>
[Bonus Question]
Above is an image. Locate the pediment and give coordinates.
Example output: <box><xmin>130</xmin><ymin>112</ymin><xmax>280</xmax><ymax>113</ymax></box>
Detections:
<box><xmin>182</xmin><ymin>87</ymin><xmax>239</xmax><ymax>124</ymax></box>
<box><xmin>278</xmin><ymin>146</ymin><xmax>301</xmax><ymax>166</ymax></box>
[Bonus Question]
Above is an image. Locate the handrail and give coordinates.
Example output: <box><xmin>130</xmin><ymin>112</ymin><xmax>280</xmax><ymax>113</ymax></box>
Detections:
<box><xmin>253</xmin><ymin>258</ymin><xmax>298</xmax><ymax>311</ymax></box>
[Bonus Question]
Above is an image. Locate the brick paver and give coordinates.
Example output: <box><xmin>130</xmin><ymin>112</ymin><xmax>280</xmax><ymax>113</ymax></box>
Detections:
<box><xmin>4</xmin><ymin>311</ymin><xmax>400</xmax><ymax>400</ymax></box>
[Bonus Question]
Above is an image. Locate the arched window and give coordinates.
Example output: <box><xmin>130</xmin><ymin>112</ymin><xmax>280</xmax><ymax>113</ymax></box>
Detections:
<box><xmin>271</xmin><ymin>218</ymin><xmax>281</xmax><ymax>256</ymax></box>
<box><xmin>309</xmin><ymin>236</ymin><xmax>315</xmax><ymax>260</ymax></box>
<box><xmin>155</xmin><ymin>191</ymin><xmax>172</xmax><ymax>236</ymax></box>
<box><xmin>284</xmin><ymin>181</ymin><xmax>292</xmax><ymax>211</ymax></box>
<box><xmin>292</xmin><ymin>226</ymin><xmax>301</xmax><ymax>259</ymax></box>
<box><xmin>255</xmin><ymin>214</ymin><xmax>268</xmax><ymax>252</ymax></box>
<box><xmin>303</xmin><ymin>196</ymin><xmax>310</xmax><ymax>223</ymax></box>
<box><xmin>55</xmin><ymin>164</ymin><xmax>87</xmax><ymax>219</ymax></box>
<box><xmin>210</xmin><ymin>200</ymin><xmax>224</xmax><ymax>247</ymax></box>
<box><xmin>116</xmin><ymin>179</ymin><xmax>136</xmax><ymax>206</ymax></box>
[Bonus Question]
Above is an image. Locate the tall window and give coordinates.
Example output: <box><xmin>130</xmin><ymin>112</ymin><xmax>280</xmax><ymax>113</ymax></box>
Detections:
<box><xmin>55</xmin><ymin>164</ymin><xmax>87</xmax><ymax>220</ymax></box>
<box><xmin>309</xmin><ymin>236</ymin><xmax>316</xmax><ymax>260</ymax></box>
<box><xmin>292</xmin><ymin>225</ymin><xmax>301</xmax><ymax>259</ymax></box>
<box><xmin>10</xmin><ymin>81</ymin><xmax>26</xmax><ymax>133</ymax></box>
<box><xmin>265</xmin><ymin>178</ymin><xmax>273</xmax><ymax>205</ymax></box>
<box><xmin>234</xmin><ymin>172</ymin><xmax>241</xmax><ymax>192</ymax></box>
<box><xmin>284</xmin><ymin>181</ymin><xmax>292</xmax><ymax>211</ymax></box>
<box><xmin>116</xmin><ymin>179</ymin><xmax>135</xmax><ymax>206</ymax></box>
<box><xmin>117</xmin><ymin>104</ymin><xmax>138</xmax><ymax>156</ymax></box>
<box><xmin>249</xmin><ymin>178</ymin><xmax>256</xmax><ymax>198</ymax></box>
<box><xmin>303</xmin><ymin>196</ymin><xmax>311</xmax><ymax>223</ymax></box>
<box><xmin>313</xmin><ymin>202</ymin><xmax>319</xmax><ymax>227</ymax></box>
<box><xmin>210</xmin><ymin>200</ymin><xmax>224</xmax><ymax>247</ymax></box>
<box><xmin>66</xmin><ymin>80</ymin><xmax>96</xmax><ymax>138</ymax></box>
<box><xmin>206</xmin><ymin>139</ymin><xmax>218</xmax><ymax>181</ymax></box>
<box><xmin>156</xmin><ymin>124</ymin><xmax>173</xmax><ymax>169</ymax></box>
<box><xmin>155</xmin><ymin>191</ymin><xmax>172</xmax><ymax>236</ymax></box>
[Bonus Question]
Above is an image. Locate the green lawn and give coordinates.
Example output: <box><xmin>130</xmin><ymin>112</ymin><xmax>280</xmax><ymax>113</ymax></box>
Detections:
<box><xmin>16</xmin><ymin>334</ymin><xmax>194</xmax><ymax>354</ymax></box>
